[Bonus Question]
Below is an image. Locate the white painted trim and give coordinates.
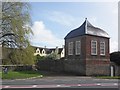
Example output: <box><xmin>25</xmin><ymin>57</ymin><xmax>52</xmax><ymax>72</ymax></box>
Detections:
<box><xmin>91</xmin><ymin>40</ymin><xmax>97</xmax><ymax>55</ymax></box>
<box><xmin>100</xmin><ymin>41</ymin><xmax>105</xmax><ymax>56</ymax></box>
<box><xmin>68</xmin><ymin>42</ymin><xmax>73</xmax><ymax>55</ymax></box>
<box><xmin>75</xmin><ymin>41</ymin><xmax>81</xmax><ymax>55</ymax></box>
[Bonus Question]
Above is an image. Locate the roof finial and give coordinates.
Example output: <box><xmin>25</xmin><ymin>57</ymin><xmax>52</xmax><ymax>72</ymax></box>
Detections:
<box><xmin>85</xmin><ymin>18</ymin><xmax>87</xmax><ymax>20</ymax></box>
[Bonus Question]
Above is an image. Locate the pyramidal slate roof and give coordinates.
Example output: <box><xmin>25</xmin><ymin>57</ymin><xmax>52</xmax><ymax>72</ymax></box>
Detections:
<box><xmin>65</xmin><ymin>18</ymin><xmax>109</xmax><ymax>39</ymax></box>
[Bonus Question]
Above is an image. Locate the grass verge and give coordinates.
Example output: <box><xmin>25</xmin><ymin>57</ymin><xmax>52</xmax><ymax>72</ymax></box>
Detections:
<box><xmin>1</xmin><ymin>71</ymin><xmax>43</xmax><ymax>79</ymax></box>
<box><xmin>95</xmin><ymin>76</ymin><xmax>120</xmax><ymax>79</ymax></box>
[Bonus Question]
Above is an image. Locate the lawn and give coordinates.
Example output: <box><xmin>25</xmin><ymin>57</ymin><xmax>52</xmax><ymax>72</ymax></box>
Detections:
<box><xmin>1</xmin><ymin>71</ymin><xmax>43</xmax><ymax>79</ymax></box>
<box><xmin>95</xmin><ymin>76</ymin><xmax>120</xmax><ymax>79</ymax></box>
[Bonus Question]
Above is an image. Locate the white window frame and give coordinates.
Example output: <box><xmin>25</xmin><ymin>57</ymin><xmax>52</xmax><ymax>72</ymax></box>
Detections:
<box><xmin>68</xmin><ymin>42</ymin><xmax>73</xmax><ymax>55</ymax></box>
<box><xmin>36</xmin><ymin>48</ymin><xmax>40</xmax><ymax>54</ymax></box>
<box><xmin>100</xmin><ymin>41</ymin><xmax>105</xmax><ymax>55</ymax></box>
<box><xmin>91</xmin><ymin>40</ymin><xmax>97</xmax><ymax>55</ymax></box>
<box><xmin>76</xmin><ymin>41</ymin><xmax>81</xmax><ymax>55</ymax></box>
<box><xmin>42</xmin><ymin>49</ymin><xmax>45</xmax><ymax>54</ymax></box>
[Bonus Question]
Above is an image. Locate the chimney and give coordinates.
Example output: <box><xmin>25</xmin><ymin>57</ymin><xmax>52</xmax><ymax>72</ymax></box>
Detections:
<box><xmin>44</xmin><ymin>46</ymin><xmax>46</xmax><ymax>49</ymax></box>
<box><xmin>62</xmin><ymin>45</ymin><xmax>64</xmax><ymax>48</ymax></box>
<box><xmin>55</xmin><ymin>46</ymin><xmax>58</xmax><ymax>54</ymax></box>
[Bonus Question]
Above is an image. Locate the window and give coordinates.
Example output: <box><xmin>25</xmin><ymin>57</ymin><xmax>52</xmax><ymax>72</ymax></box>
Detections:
<box><xmin>36</xmin><ymin>48</ymin><xmax>40</xmax><ymax>53</ymax></box>
<box><xmin>37</xmin><ymin>50</ymin><xmax>39</xmax><ymax>53</ymax></box>
<box><xmin>91</xmin><ymin>40</ymin><xmax>97</xmax><ymax>55</ymax></box>
<box><xmin>100</xmin><ymin>41</ymin><xmax>105</xmax><ymax>55</ymax></box>
<box><xmin>68</xmin><ymin>42</ymin><xmax>73</xmax><ymax>55</ymax></box>
<box><xmin>76</xmin><ymin>41</ymin><xmax>81</xmax><ymax>55</ymax></box>
<box><xmin>42</xmin><ymin>50</ymin><xmax>45</xmax><ymax>54</ymax></box>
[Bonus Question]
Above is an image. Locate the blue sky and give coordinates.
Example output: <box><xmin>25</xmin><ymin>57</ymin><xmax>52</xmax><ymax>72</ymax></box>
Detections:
<box><xmin>29</xmin><ymin>2</ymin><xmax>118</xmax><ymax>53</ymax></box>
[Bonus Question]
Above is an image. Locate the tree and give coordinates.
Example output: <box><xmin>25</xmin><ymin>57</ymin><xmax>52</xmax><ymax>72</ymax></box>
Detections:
<box><xmin>47</xmin><ymin>52</ymin><xmax>59</xmax><ymax>60</ymax></box>
<box><xmin>1</xmin><ymin>1</ymin><xmax>35</xmax><ymax>65</ymax></box>
<box><xmin>1</xmin><ymin>2</ymin><xmax>32</xmax><ymax>47</ymax></box>
<box><xmin>2</xmin><ymin>44</ymin><xmax>35</xmax><ymax>65</ymax></box>
<box><xmin>110</xmin><ymin>51</ymin><xmax>120</xmax><ymax>66</ymax></box>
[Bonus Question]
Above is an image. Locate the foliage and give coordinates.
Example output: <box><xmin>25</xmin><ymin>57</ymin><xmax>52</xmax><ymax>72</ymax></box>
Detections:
<box><xmin>1</xmin><ymin>2</ymin><xmax>35</xmax><ymax>65</ymax></box>
<box><xmin>35</xmin><ymin>55</ymin><xmax>46</xmax><ymax>63</ymax></box>
<box><xmin>1</xmin><ymin>2</ymin><xmax>32</xmax><ymax>47</ymax></box>
<box><xmin>2</xmin><ymin>45</ymin><xmax>35</xmax><ymax>65</ymax></box>
<box><xmin>47</xmin><ymin>52</ymin><xmax>59</xmax><ymax>60</ymax></box>
<box><xmin>36</xmin><ymin>55</ymin><xmax>45</xmax><ymax>60</ymax></box>
<box><xmin>110</xmin><ymin>51</ymin><xmax>120</xmax><ymax>66</ymax></box>
<box><xmin>35</xmin><ymin>52</ymin><xmax>59</xmax><ymax>62</ymax></box>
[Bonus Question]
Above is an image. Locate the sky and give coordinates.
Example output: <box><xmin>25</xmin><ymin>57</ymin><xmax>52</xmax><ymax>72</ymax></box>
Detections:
<box><xmin>29</xmin><ymin>2</ymin><xmax>118</xmax><ymax>53</ymax></box>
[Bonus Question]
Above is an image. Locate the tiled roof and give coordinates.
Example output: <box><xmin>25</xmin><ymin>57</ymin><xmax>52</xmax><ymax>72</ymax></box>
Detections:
<box><xmin>32</xmin><ymin>46</ymin><xmax>63</xmax><ymax>54</ymax></box>
<box><xmin>64</xmin><ymin>18</ymin><xmax>109</xmax><ymax>39</ymax></box>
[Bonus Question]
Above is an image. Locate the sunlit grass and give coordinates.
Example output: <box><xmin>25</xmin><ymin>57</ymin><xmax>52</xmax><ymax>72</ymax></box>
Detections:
<box><xmin>1</xmin><ymin>71</ymin><xmax>43</xmax><ymax>79</ymax></box>
<box><xmin>96</xmin><ymin>76</ymin><xmax>120</xmax><ymax>79</ymax></box>
<box><xmin>0</xmin><ymin>72</ymin><xmax>2</xmax><ymax>78</ymax></box>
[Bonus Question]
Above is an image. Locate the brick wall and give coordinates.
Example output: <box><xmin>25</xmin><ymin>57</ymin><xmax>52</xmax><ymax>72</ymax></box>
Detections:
<box><xmin>37</xmin><ymin>59</ymin><xmax>86</xmax><ymax>75</ymax></box>
<box><xmin>37</xmin><ymin>59</ymin><xmax>65</xmax><ymax>72</ymax></box>
<box><xmin>64</xmin><ymin>59</ymin><xmax>86</xmax><ymax>75</ymax></box>
<box><xmin>65</xmin><ymin>36</ymin><xmax>86</xmax><ymax>59</ymax></box>
<box><xmin>86</xmin><ymin>60</ymin><xmax>110</xmax><ymax>76</ymax></box>
<box><xmin>65</xmin><ymin>35</ymin><xmax>110</xmax><ymax>60</ymax></box>
<box><xmin>64</xmin><ymin>35</ymin><xmax>110</xmax><ymax>76</ymax></box>
<box><xmin>85</xmin><ymin>35</ymin><xmax>110</xmax><ymax>76</ymax></box>
<box><xmin>85</xmin><ymin>35</ymin><xmax>110</xmax><ymax>59</ymax></box>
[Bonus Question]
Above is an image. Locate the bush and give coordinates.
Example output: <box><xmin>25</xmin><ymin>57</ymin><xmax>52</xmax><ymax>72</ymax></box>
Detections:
<box><xmin>110</xmin><ymin>51</ymin><xmax>120</xmax><ymax>66</ymax></box>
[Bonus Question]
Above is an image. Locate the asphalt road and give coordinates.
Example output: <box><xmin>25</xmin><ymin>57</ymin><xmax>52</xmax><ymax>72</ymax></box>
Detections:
<box><xmin>1</xmin><ymin>76</ymin><xmax>120</xmax><ymax>89</ymax></box>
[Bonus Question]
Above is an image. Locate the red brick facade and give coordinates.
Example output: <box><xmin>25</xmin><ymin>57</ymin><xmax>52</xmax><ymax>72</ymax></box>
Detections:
<box><xmin>65</xmin><ymin>35</ymin><xmax>110</xmax><ymax>76</ymax></box>
<box><xmin>64</xmin><ymin>19</ymin><xmax>110</xmax><ymax>76</ymax></box>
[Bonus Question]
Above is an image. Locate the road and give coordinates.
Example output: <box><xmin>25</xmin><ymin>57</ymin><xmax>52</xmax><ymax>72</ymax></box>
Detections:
<box><xmin>1</xmin><ymin>76</ymin><xmax>120</xmax><ymax>89</ymax></box>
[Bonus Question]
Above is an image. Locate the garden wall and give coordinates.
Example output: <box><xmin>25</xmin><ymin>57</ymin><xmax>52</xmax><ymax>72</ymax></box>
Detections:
<box><xmin>36</xmin><ymin>59</ymin><xmax>64</xmax><ymax>72</ymax></box>
<box><xmin>37</xmin><ymin>59</ymin><xmax>86</xmax><ymax>75</ymax></box>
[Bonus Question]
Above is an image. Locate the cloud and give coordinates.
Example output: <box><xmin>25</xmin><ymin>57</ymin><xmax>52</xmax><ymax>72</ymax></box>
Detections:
<box><xmin>30</xmin><ymin>12</ymin><xmax>98</xmax><ymax>48</ymax></box>
<box><xmin>30</xmin><ymin>21</ymin><xmax>118</xmax><ymax>53</ymax></box>
<box><xmin>47</xmin><ymin>11</ymin><xmax>82</xmax><ymax>28</ymax></box>
<box><xmin>110</xmin><ymin>40</ymin><xmax>118</xmax><ymax>53</ymax></box>
<box><xmin>47</xmin><ymin>11</ymin><xmax>98</xmax><ymax>30</ymax></box>
<box><xmin>31</xmin><ymin>21</ymin><xmax>63</xmax><ymax>47</ymax></box>
<box><xmin>88</xmin><ymin>17</ymin><xmax>97</xmax><ymax>24</ymax></box>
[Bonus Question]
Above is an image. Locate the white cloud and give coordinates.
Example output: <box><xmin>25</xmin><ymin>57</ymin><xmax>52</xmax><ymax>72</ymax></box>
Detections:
<box><xmin>110</xmin><ymin>40</ymin><xmax>118</xmax><ymax>53</ymax></box>
<box><xmin>31</xmin><ymin>21</ymin><xmax>63</xmax><ymax>47</ymax></box>
<box><xmin>88</xmin><ymin>17</ymin><xmax>97</xmax><ymax>24</ymax></box>
<box><xmin>47</xmin><ymin>11</ymin><xmax>98</xmax><ymax>30</ymax></box>
<box><xmin>48</xmin><ymin>11</ymin><xmax>76</xmax><ymax>26</ymax></box>
<box><xmin>30</xmin><ymin>21</ymin><xmax>118</xmax><ymax>52</ymax></box>
<box><xmin>30</xmin><ymin>12</ymin><xmax>98</xmax><ymax>48</ymax></box>
<box><xmin>47</xmin><ymin>11</ymin><xmax>82</xmax><ymax>28</ymax></box>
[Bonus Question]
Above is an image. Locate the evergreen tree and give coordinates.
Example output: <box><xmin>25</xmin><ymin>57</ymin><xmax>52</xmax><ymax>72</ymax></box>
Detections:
<box><xmin>110</xmin><ymin>51</ymin><xmax>120</xmax><ymax>66</ymax></box>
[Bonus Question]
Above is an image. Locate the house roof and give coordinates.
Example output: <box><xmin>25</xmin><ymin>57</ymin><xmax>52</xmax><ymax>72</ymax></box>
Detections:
<box><xmin>64</xmin><ymin>18</ymin><xmax>109</xmax><ymax>39</ymax></box>
<box><xmin>32</xmin><ymin>46</ymin><xmax>64</xmax><ymax>54</ymax></box>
